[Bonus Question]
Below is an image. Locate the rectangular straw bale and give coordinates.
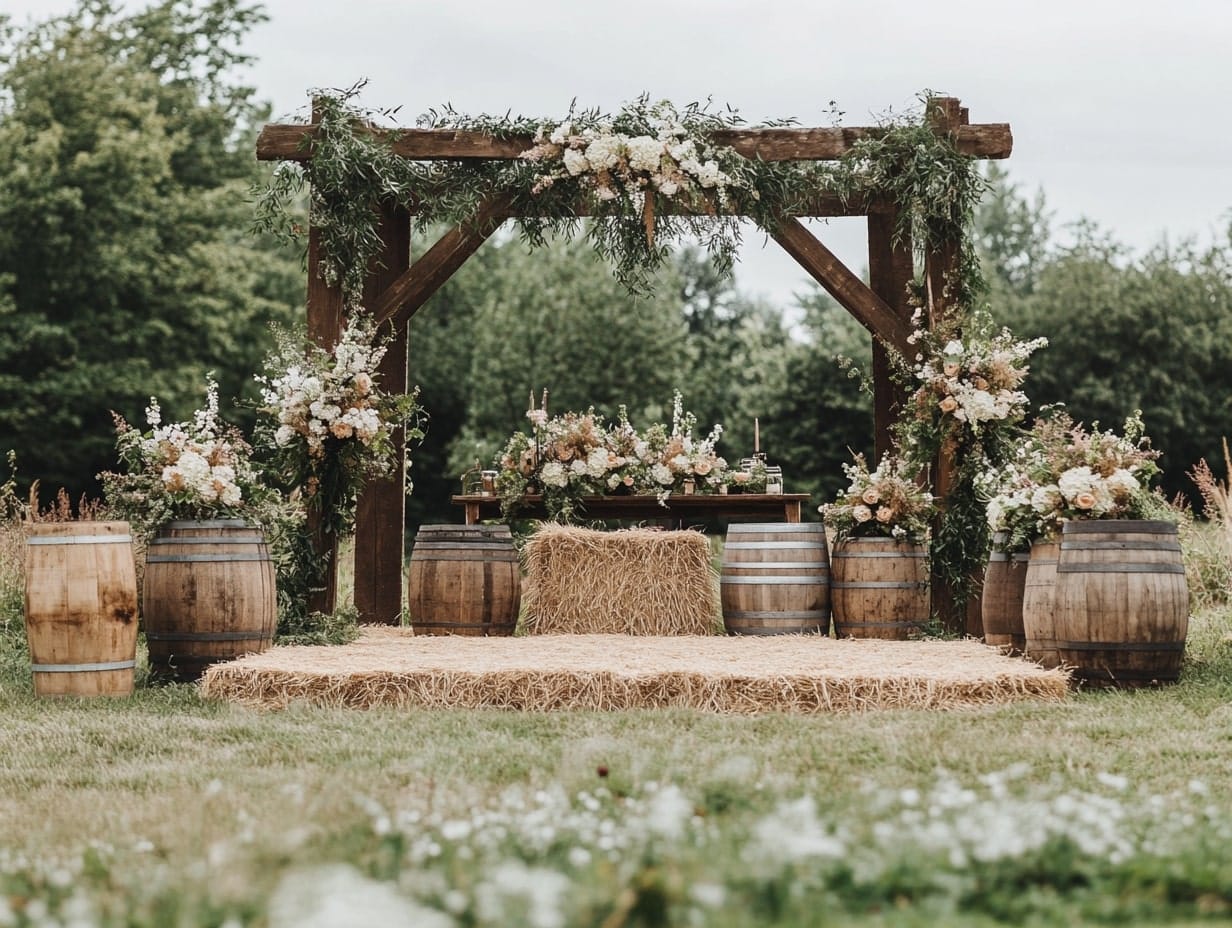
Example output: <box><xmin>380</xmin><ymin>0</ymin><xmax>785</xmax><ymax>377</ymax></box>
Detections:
<box><xmin>199</xmin><ymin>628</ymin><xmax>1071</xmax><ymax>714</ymax></box>
<box><xmin>522</xmin><ymin>524</ymin><xmax>722</xmax><ymax>635</ymax></box>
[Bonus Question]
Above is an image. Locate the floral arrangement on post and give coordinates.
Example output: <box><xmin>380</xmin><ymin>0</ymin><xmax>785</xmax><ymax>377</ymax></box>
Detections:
<box><xmin>891</xmin><ymin>309</ymin><xmax>1049</xmax><ymax>613</ymax></box>
<box><xmin>99</xmin><ymin>378</ymin><xmax>271</xmax><ymax>538</ymax></box>
<box><xmin>493</xmin><ymin>391</ymin><xmax>728</xmax><ymax>521</ymax></box>
<box><xmin>255</xmin><ymin>316</ymin><xmax>424</xmax><ymax>538</ymax></box>
<box><xmin>821</xmin><ymin>453</ymin><xmax>935</xmax><ymax>542</ymax></box>
<box><xmin>981</xmin><ymin>409</ymin><xmax>1167</xmax><ymax>553</ymax></box>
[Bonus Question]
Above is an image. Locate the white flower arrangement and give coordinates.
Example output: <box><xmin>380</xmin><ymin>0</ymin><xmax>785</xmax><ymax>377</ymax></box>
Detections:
<box><xmin>519</xmin><ymin>101</ymin><xmax>744</xmax><ymax>210</ymax></box>
<box><xmin>100</xmin><ymin>377</ymin><xmax>268</xmax><ymax>535</ymax></box>
<box><xmin>255</xmin><ymin>317</ymin><xmax>424</xmax><ymax>537</ymax></box>
<box><xmin>820</xmin><ymin>452</ymin><xmax>935</xmax><ymax>542</ymax></box>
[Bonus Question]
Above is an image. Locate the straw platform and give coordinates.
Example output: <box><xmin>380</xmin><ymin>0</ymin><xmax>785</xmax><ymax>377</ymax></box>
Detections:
<box><xmin>199</xmin><ymin>628</ymin><xmax>1069</xmax><ymax>713</ymax></box>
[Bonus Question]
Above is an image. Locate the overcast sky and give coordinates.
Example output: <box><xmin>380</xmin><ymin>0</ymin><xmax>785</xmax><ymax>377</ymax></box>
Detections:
<box><xmin>8</xmin><ymin>0</ymin><xmax>1232</xmax><ymax>306</ymax></box>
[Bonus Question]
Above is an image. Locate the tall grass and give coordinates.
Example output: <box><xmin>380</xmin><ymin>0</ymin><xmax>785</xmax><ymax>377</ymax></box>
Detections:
<box><xmin>1185</xmin><ymin>439</ymin><xmax>1232</xmax><ymax>608</ymax></box>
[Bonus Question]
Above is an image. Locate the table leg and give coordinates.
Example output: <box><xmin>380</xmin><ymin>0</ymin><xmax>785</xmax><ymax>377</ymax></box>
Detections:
<box><xmin>465</xmin><ymin>502</ymin><xmax>480</xmax><ymax>525</ymax></box>
<box><xmin>785</xmin><ymin>500</ymin><xmax>801</xmax><ymax>523</ymax></box>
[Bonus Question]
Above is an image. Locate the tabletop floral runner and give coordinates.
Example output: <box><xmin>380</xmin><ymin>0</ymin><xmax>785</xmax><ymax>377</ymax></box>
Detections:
<box><xmin>494</xmin><ymin>392</ymin><xmax>746</xmax><ymax>521</ymax></box>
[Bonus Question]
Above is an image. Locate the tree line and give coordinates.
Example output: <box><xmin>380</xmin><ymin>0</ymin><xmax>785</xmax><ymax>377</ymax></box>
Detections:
<box><xmin>1</xmin><ymin>1</ymin><xmax>1228</xmax><ymax>524</ymax></box>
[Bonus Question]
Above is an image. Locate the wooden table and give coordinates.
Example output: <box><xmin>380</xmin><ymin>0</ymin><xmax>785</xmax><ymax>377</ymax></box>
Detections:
<box><xmin>453</xmin><ymin>493</ymin><xmax>810</xmax><ymax>525</ymax></box>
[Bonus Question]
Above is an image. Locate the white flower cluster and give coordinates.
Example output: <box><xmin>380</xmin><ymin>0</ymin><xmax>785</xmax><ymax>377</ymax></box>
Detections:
<box><xmin>139</xmin><ymin>380</ymin><xmax>244</xmax><ymax>508</ymax></box>
<box><xmin>520</xmin><ymin>105</ymin><xmax>742</xmax><ymax>205</ymax></box>
<box><xmin>913</xmin><ymin>331</ymin><xmax>1047</xmax><ymax>429</ymax></box>
<box><xmin>258</xmin><ymin>320</ymin><xmax>387</xmax><ymax>461</ymax></box>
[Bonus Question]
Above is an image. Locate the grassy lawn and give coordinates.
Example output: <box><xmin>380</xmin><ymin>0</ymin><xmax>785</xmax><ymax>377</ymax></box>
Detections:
<box><xmin>2</xmin><ymin>512</ymin><xmax>1232</xmax><ymax>926</ymax></box>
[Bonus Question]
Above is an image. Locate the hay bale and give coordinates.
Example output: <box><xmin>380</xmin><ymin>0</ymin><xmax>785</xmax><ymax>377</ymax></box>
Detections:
<box><xmin>522</xmin><ymin>525</ymin><xmax>721</xmax><ymax>635</ymax></box>
<box><xmin>199</xmin><ymin>628</ymin><xmax>1072</xmax><ymax>713</ymax></box>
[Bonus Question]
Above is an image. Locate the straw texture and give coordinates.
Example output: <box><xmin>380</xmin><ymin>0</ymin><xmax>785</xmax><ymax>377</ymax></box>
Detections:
<box><xmin>199</xmin><ymin>627</ymin><xmax>1070</xmax><ymax>713</ymax></box>
<box><xmin>522</xmin><ymin>525</ymin><xmax>722</xmax><ymax>635</ymax></box>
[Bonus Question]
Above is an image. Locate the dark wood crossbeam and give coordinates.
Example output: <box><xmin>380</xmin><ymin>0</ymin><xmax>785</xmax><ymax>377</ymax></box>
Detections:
<box><xmin>256</xmin><ymin>122</ymin><xmax>1012</xmax><ymax>163</ymax></box>
<box><xmin>767</xmin><ymin>217</ymin><xmax>913</xmax><ymax>353</ymax></box>
<box><xmin>370</xmin><ymin>192</ymin><xmax>513</xmax><ymax>330</ymax></box>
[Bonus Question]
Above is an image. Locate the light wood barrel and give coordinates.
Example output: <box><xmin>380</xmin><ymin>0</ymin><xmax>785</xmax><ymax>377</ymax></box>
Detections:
<box><xmin>981</xmin><ymin>534</ymin><xmax>1028</xmax><ymax>654</ymax></box>
<box><xmin>24</xmin><ymin>521</ymin><xmax>139</xmax><ymax>697</ymax></box>
<box><xmin>720</xmin><ymin>523</ymin><xmax>830</xmax><ymax>635</ymax></box>
<box><xmin>143</xmin><ymin>520</ymin><xmax>276</xmax><ymax>682</ymax></box>
<box><xmin>407</xmin><ymin>524</ymin><xmax>521</xmax><ymax>635</ymax></box>
<box><xmin>831</xmin><ymin>537</ymin><xmax>928</xmax><ymax>639</ymax></box>
<box><xmin>1054</xmin><ymin>520</ymin><xmax>1188</xmax><ymax>687</ymax></box>
<box><xmin>1022</xmin><ymin>539</ymin><xmax>1061</xmax><ymax>668</ymax></box>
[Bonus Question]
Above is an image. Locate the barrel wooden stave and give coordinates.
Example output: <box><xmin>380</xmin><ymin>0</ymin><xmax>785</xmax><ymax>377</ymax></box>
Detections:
<box><xmin>407</xmin><ymin>524</ymin><xmax>520</xmax><ymax>636</ymax></box>
<box><xmin>24</xmin><ymin>521</ymin><xmax>139</xmax><ymax>697</ymax></box>
<box><xmin>143</xmin><ymin>520</ymin><xmax>276</xmax><ymax>682</ymax></box>
<box><xmin>721</xmin><ymin>523</ymin><xmax>830</xmax><ymax>636</ymax></box>
<box><xmin>1054</xmin><ymin>520</ymin><xmax>1188</xmax><ymax>687</ymax></box>
<box><xmin>981</xmin><ymin>549</ymin><xmax>1028</xmax><ymax>654</ymax></box>
<box><xmin>830</xmin><ymin>537</ymin><xmax>928</xmax><ymax>640</ymax></box>
<box><xmin>1021</xmin><ymin>539</ymin><xmax>1061</xmax><ymax>668</ymax></box>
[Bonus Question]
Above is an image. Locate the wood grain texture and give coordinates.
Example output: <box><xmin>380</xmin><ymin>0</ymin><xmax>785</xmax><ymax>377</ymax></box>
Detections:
<box><xmin>866</xmin><ymin>208</ymin><xmax>915</xmax><ymax>461</ymax></box>
<box><xmin>831</xmin><ymin>537</ymin><xmax>930</xmax><ymax>640</ymax></box>
<box><xmin>406</xmin><ymin>525</ymin><xmax>520</xmax><ymax>636</ymax></box>
<box><xmin>454</xmin><ymin>493</ymin><xmax>808</xmax><ymax>525</ymax></box>
<box><xmin>354</xmin><ymin>201</ymin><xmax>413</xmax><ymax>625</ymax></box>
<box><xmin>23</xmin><ymin>522</ymin><xmax>138</xmax><ymax>697</ymax></box>
<box><xmin>769</xmin><ymin>217</ymin><xmax>913</xmax><ymax>352</ymax></box>
<box><xmin>981</xmin><ymin>550</ymin><xmax>1028</xmax><ymax>654</ymax></box>
<box><xmin>720</xmin><ymin>523</ymin><xmax>831</xmax><ymax>636</ymax></box>
<box><xmin>1022</xmin><ymin>539</ymin><xmax>1061</xmax><ymax>669</ymax></box>
<box><xmin>257</xmin><ymin>122</ymin><xmax>1012</xmax><ymax>163</ymax></box>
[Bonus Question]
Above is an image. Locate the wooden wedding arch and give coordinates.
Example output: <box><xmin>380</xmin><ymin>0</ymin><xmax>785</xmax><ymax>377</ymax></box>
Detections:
<box><xmin>256</xmin><ymin>95</ymin><xmax>1012</xmax><ymax>627</ymax></box>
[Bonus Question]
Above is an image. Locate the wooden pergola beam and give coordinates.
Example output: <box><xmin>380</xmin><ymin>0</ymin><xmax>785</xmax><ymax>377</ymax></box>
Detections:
<box><xmin>370</xmin><ymin>192</ymin><xmax>512</xmax><ymax>330</ymax></box>
<box><xmin>766</xmin><ymin>216</ymin><xmax>913</xmax><ymax>354</ymax></box>
<box><xmin>256</xmin><ymin>122</ymin><xmax>1012</xmax><ymax>164</ymax></box>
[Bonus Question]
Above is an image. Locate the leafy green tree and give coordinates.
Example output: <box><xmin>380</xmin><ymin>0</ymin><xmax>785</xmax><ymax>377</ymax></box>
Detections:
<box><xmin>0</xmin><ymin>0</ymin><xmax>300</xmax><ymax>498</ymax></box>
<box><xmin>1008</xmin><ymin>222</ymin><xmax>1232</xmax><ymax>500</ymax></box>
<box><xmin>975</xmin><ymin>163</ymin><xmax>1052</xmax><ymax>299</ymax></box>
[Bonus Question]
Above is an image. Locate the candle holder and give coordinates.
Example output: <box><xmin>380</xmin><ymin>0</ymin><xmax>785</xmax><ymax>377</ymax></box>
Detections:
<box><xmin>480</xmin><ymin>470</ymin><xmax>499</xmax><ymax>496</ymax></box>
<box><xmin>764</xmin><ymin>465</ymin><xmax>784</xmax><ymax>496</ymax></box>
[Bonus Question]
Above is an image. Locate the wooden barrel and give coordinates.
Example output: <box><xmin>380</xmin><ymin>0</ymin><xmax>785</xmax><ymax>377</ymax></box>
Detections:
<box><xmin>720</xmin><ymin>523</ymin><xmax>830</xmax><ymax>635</ymax></box>
<box><xmin>981</xmin><ymin>534</ymin><xmax>1028</xmax><ymax>654</ymax></box>
<box><xmin>831</xmin><ymin>537</ymin><xmax>928</xmax><ymax>639</ymax></box>
<box><xmin>1022</xmin><ymin>538</ymin><xmax>1060</xmax><ymax>668</ymax></box>
<box><xmin>407</xmin><ymin>524</ymin><xmax>521</xmax><ymax>635</ymax></box>
<box><xmin>143</xmin><ymin>520</ymin><xmax>276</xmax><ymax>682</ymax></box>
<box><xmin>1054</xmin><ymin>520</ymin><xmax>1188</xmax><ymax>687</ymax></box>
<box><xmin>24</xmin><ymin>521</ymin><xmax>139</xmax><ymax>697</ymax></box>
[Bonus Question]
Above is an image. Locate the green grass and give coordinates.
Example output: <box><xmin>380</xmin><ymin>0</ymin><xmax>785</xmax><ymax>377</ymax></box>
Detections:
<box><xmin>3</xmin><ymin>510</ymin><xmax>1232</xmax><ymax>925</ymax></box>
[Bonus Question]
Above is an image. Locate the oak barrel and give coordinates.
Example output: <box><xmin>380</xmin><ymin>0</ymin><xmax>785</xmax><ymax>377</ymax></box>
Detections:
<box><xmin>720</xmin><ymin>523</ymin><xmax>830</xmax><ymax>635</ymax></box>
<box><xmin>1022</xmin><ymin>538</ymin><xmax>1060</xmax><ymax>668</ymax></box>
<box><xmin>24</xmin><ymin>521</ymin><xmax>139</xmax><ymax>697</ymax></box>
<box><xmin>407</xmin><ymin>524</ymin><xmax>520</xmax><ymax>635</ymax></box>
<box><xmin>1054</xmin><ymin>520</ymin><xmax>1188</xmax><ymax>687</ymax></box>
<box><xmin>981</xmin><ymin>533</ymin><xmax>1028</xmax><ymax>654</ymax></box>
<box><xmin>143</xmin><ymin>520</ymin><xmax>276</xmax><ymax>682</ymax></box>
<box><xmin>831</xmin><ymin>537</ymin><xmax>928</xmax><ymax>639</ymax></box>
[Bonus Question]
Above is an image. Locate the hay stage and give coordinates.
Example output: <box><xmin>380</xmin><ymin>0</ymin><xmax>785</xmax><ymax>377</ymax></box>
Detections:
<box><xmin>200</xmin><ymin>627</ymin><xmax>1069</xmax><ymax>713</ymax></box>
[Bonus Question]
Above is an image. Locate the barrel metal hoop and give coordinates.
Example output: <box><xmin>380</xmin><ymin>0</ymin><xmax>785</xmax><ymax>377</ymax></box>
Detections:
<box><xmin>1061</xmin><ymin>520</ymin><xmax>1178</xmax><ymax>535</ymax></box>
<box><xmin>1055</xmin><ymin>563</ymin><xmax>1186</xmax><ymax>574</ymax></box>
<box><xmin>724</xmin><ymin>541</ymin><xmax>827</xmax><ymax>550</ymax></box>
<box><xmin>721</xmin><ymin>576</ymin><xmax>829</xmax><ymax>585</ymax></box>
<box><xmin>727</xmin><ymin>625</ymin><xmax>824</xmax><ymax>635</ymax></box>
<box><xmin>149</xmin><ymin>536</ymin><xmax>266</xmax><ymax>546</ymax></box>
<box><xmin>163</xmin><ymin>520</ymin><xmax>252</xmax><ymax>529</ymax></box>
<box><xmin>831</xmin><ymin>581</ymin><xmax>926</xmax><ymax>589</ymax></box>
<box><xmin>726</xmin><ymin>523</ymin><xmax>825</xmax><ymax>533</ymax></box>
<box><xmin>835</xmin><ymin>621</ymin><xmax>926</xmax><ymax>629</ymax></box>
<box><xmin>27</xmin><ymin>535</ymin><xmax>133</xmax><ymax>546</ymax></box>
<box><xmin>831</xmin><ymin>551</ymin><xmax>927</xmax><ymax>559</ymax></box>
<box><xmin>1061</xmin><ymin>540</ymin><xmax>1182</xmax><ymax>552</ymax></box>
<box><xmin>721</xmin><ymin>562</ymin><xmax>828</xmax><ymax>570</ymax></box>
<box><xmin>146</xmin><ymin>554</ymin><xmax>273</xmax><ymax>563</ymax></box>
<box><xmin>1057</xmin><ymin>640</ymin><xmax>1186</xmax><ymax>652</ymax></box>
<box><xmin>146</xmin><ymin>631</ymin><xmax>270</xmax><ymax>642</ymax></box>
<box><xmin>31</xmin><ymin>659</ymin><xmax>135</xmax><ymax>673</ymax></box>
<box><xmin>724</xmin><ymin>610</ymin><xmax>830</xmax><ymax>620</ymax></box>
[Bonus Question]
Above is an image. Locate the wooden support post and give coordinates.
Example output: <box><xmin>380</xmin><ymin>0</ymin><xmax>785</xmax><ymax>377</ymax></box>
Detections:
<box><xmin>923</xmin><ymin>96</ymin><xmax>979</xmax><ymax>635</ymax></box>
<box><xmin>354</xmin><ymin>202</ymin><xmax>412</xmax><ymax>624</ymax></box>
<box><xmin>304</xmin><ymin>99</ymin><xmax>346</xmax><ymax>616</ymax></box>
<box><xmin>866</xmin><ymin>209</ymin><xmax>915</xmax><ymax>462</ymax></box>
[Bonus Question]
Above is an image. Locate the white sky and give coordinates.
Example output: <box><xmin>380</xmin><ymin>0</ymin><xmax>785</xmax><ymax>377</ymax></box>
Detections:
<box><xmin>7</xmin><ymin>0</ymin><xmax>1232</xmax><ymax>307</ymax></box>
